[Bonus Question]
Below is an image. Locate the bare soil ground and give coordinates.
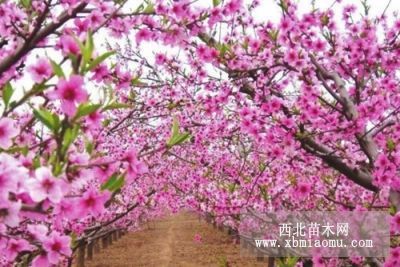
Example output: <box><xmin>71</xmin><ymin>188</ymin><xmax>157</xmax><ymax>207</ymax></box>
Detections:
<box><xmin>85</xmin><ymin>212</ymin><xmax>265</xmax><ymax>267</ymax></box>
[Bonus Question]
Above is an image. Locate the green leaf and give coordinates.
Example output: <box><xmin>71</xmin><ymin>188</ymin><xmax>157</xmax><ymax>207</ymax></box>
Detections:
<box><xmin>7</xmin><ymin>146</ymin><xmax>28</xmax><ymax>155</ymax></box>
<box><xmin>61</xmin><ymin>125</ymin><xmax>80</xmax><ymax>155</ymax></box>
<box><xmin>50</xmin><ymin>60</ymin><xmax>65</xmax><ymax>78</ymax></box>
<box><xmin>389</xmin><ymin>205</ymin><xmax>397</xmax><ymax>216</ymax></box>
<box><xmin>131</xmin><ymin>76</ymin><xmax>142</xmax><ymax>86</ymax></box>
<box><xmin>2</xmin><ymin>82</ymin><xmax>13</xmax><ymax>107</ymax></box>
<box><xmin>279</xmin><ymin>0</ymin><xmax>288</xmax><ymax>12</ymax></box>
<box><xmin>102</xmin><ymin>102</ymin><xmax>133</xmax><ymax>111</ymax></box>
<box><xmin>172</xmin><ymin>117</ymin><xmax>179</xmax><ymax>137</ymax></box>
<box><xmin>172</xmin><ymin>132</ymin><xmax>190</xmax><ymax>146</ymax></box>
<box><xmin>102</xmin><ymin>119</ymin><xmax>111</xmax><ymax>127</ymax></box>
<box><xmin>74</xmin><ymin>36</ymin><xmax>85</xmax><ymax>55</ymax></box>
<box><xmin>143</xmin><ymin>2</ymin><xmax>155</xmax><ymax>13</ymax></box>
<box><xmin>33</xmin><ymin>156</ymin><xmax>41</xmax><ymax>169</ymax></box>
<box><xmin>387</xmin><ymin>138</ymin><xmax>396</xmax><ymax>152</ymax></box>
<box><xmin>33</xmin><ymin>109</ymin><xmax>60</xmax><ymax>133</ymax></box>
<box><xmin>277</xmin><ymin>257</ymin><xmax>298</xmax><ymax>267</ymax></box>
<box><xmin>101</xmin><ymin>173</ymin><xmax>118</xmax><ymax>190</ymax></box>
<box><xmin>135</xmin><ymin>3</ymin><xmax>144</xmax><ymax>12</ymax></box>
<box><xmin>83</xmin><ymin>30</ymin><xmax>94</xmax><ymax>63</ymax></box>
<box><xmin>228</xmin><ymin>183</ymin><xmax>236</xmax><ymax>193</ymax></box>
<box><xmin>212</xmin><ymin>0</ymin><xmax>221</xmax><ymax>7</ymax></box>
<box><xmin>21</xmin><ymin>146</ymin><xmax>29</xmax><ymax>155</ymax></box>
<box><xmin>320</xmin><ymin>13</ymin><xmax>329</xmax><ymax>26</ymax></box>
<box><xmin>75</xmin><ymin>103</ymin><xmax>101</xmax><ymax>119</ymax></box>
<box><xmin>128</xmin><ymin>91</ymin><xmax>137</xmax><ymax>101</ymax></box>
<box><xmin>268</xmin><ymin>30</ymin><xmax>279</xmax><ymax>42</ymax></box>
<box><xmin>166</xmin><ymin>117</ymin><xmax>191</xmax><ymax>147</ymax></box>
<box><xmin>258</xmin><ymin>162</ymin><xmax>266</xmax><ymax>172</ymax></box>
<box><xmin>20</xmin><ymin>0</ymin><xmax>30</xmax><ymax>8</ymax></box>
<box><xmin>73</xmin><ymin>33</ymin><xmax>92</xmax><ymax>72</ymax></box>
<box><xmin>217</xmin><ymin>43</ymin><xmax>231</xmax><ymax>58</ymax></box>
<box><xmin>86</xmin><ymin>51</ymin><xmax>115</xmax><ymax>72</ymax></box>
<box><xmin>259</xmin><ymin>186</ymin><xmax>269</xmax><ymax>201</ymax></box>
<box><xmin>68</xmin><ymin>54</ymin><xmax>79</xmax><ymax>72</ymax></box>
<box><xmin>53</xmin><ymin>160</ymin><xmax>63</xmax><ymax>176</ymax></box>
<box><xmin>109</xmin><ymin>176</ymin><xmax>125</xmax><ymax>192</ymax></box>
<box><xmin>85</xmin><ymin>139</ymin><xmax>94</xmax><ymax>154</ymax></box>
<box><xmin>70</xmin><ymin>232</ymin><xmax>78</xmax><ymax>248</ymax></box>
<box><xmin>167</xmin><ymin>102</ymin><xmax>179</xmax><ymax>110</ymax></box>
<box><xmin>101</xmin><ymin>173</ymin><xmax>125</xmax><ymax>192</ymax></box>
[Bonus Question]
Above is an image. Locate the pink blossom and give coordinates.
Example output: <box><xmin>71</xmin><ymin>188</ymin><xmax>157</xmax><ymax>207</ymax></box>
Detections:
<box><xmin>88</xmin><ymin>11</ymin><xmax>104</xmax><ymax>27</ymax></box>
<box><xmin>135</xmin><ymin>28</ymin><xmax>152</xmax><ymax>44</ymax></box>
<box><xmin>350</xmin><ymin>256</ymin><xmax>363</xmax><ymax>265</ymax></box>
<box><xmin>391</xmin><ymin>212</ymin><xmax>400</xmax><ymax>234</ymax></box>
<box><xmin>279</xmin><ymin>17</ymin><xmax>294</xmax><ymax>33</ymax></box>
<box><xmin>312</xmin><ymin>255</ymin><xmax>325</xmax><ymax>267</ymax></box>
<box><xmin>124</xmin><ymin>149</ymin><xmax>148</xmax><ymax>181</ymax></box>
<box><xmin>155</xmin><ymin>53</ymin><xmax>167</xmax><ymax>65</ymax></box>
<box><xmin>77</xmin><ymin>189</ymin><xmax>109</xmax><ymax>216</ymax></box>
<box><xmin>93</xmin><ymin>161</ymin><xmax>119</xmax><ymax>183</ymax></box>
<box><xmin>42</xmin><ymin>231</ymin><xmax>72</xmax><ymax>264</ymax></box>
<box><xmin>0</xmin><ymin>118</ymin><xmax>18</xmax><ymax>149</ymax></box>
<box><xmin>394</xmin><ymin>20</ymin><xmax>400</xmax><ymax>31</ymax></box>
<box><xmin>74</xmin><ymin>18</ymin><xmax>90</xmax><ymax>35</ymax></box>
<box><xmin>269</xmin><ymin>98</ymin><xmax>282</xmax><ymax>112</ymax></box>
<box><xmin>60</xmin><ymin>0</ymin><xmax>80</xmax><ymax>6</ymax></box>
<box><xmin>0</xmin><ymin>153</ymin><xmax>28</xmax><ymax>200</ymax></box>
<box><xmin>171</xmin><ymin>3</ymin><xmax>186</xmax><ymax>18</ymax></box>
<box><xmin>69</xmin><ymin>152</ymin><xmax>90</xmax><ymax>165</ymax></box>
<box><xmin>196</xmin><ymin>45</ymin><xmax>219</xmax><ymax>63</ymax></box>
<box><xmin>313</xmin><ymin>39</ymin><xmax>326</xmax><ymax>52</ymax></box>
<box><xmin>109</xmin><ymin>17</ymin><xmax>130</xmax><ymax>38</ymax></box>
<box><xmin>224</xmin><ymin>0</ymin><xmax>242</xmax><ymax>14</ymax></box>
<box><xmin>285</xmin><ymin>49</ymin><xmax>299</xmax><ymax>64</ymax></box>
<box><xmin>162</xmin><ymin>24</ymin><xmax>185</xmax><ymax>45</ymax></box>
<box><xmin>53</xmin><ymin>199</ymin><xmax>80</xmax><ymax>220</ymax></box>
<box><xmin>27</xmin><ymin>224</ymin><xmax>48</xmax><ymax>241</ymax></box>
<box><xmin>373</xmin><ymin>170</ymin><xmax>392</xmax><ymax>188</ymax></box>
<box><xmin>0</xmin><ymin>201</ymin><xmax>21</xmax><ymax>227</ymax></box>
<box><xmin>85</xmin><ymin>111</ymin><xmax>103</xmax><ymax>129</ymax></box>
<box><xmin>32</xmin><ymin>253</ymin><xmax>50</xmax><ymax>267</ymax></box>
<box><xmin>5</xmin><ymin>238</ymin><xmax>31</xmax><ymax>261</ymax></box>
<box><xmin>376</xmin><ymin>153</ymin><xmax>390</xmax><ymax>168</ymax></box>
<box><xmin>51</xmin><ymin>75</ymin><xmax>87</xmax><ymax>116</ymax></box>
<box><xmin>208</xmin><ymin>8</ymin><xmax>223</xmax><ymax>27</ymax></box>
<box><xmin>193</xmin><ymin>233</ymin><xmax>202</xmax><ymax>243</ymax></box>
<box><xmin>295</xmin><ymin>182</ymin><xmax>312</xmax><ymax>200</ymax></box>
<box><xmin>270</xmin><ymin>146</ymin><xmax>283</xmax><ymax>159</ymax></box>
<box><xmin>59</xmin><ymin>35</ymin><xmax>80</xmax><ymax>55</ymax></box>
<box><xmin>92</xmin><ymin>64</ymin><xmax>110</xmax><ymax>82</ymax></box>
<box><xmin>28</xmin><ymin>58</ymin><xmax>52</xmax><ymax>83</ymax></box>
<box><xmin>114</xmin><ymin>65</ymin><xmax>132</xmax><ymax>89</ymax></box>
<box><xmin>385</xmin><ymin>247</ymin><xmax>400</xmax><ymax>266</ymax></box>
<box><xmin>248</xmin><ymin>39</ymin><xmax>261</xmax><ymax>52</ymax></box>
<box><xmin>0</xmin><ymin>167</ymin><xmax>18</xmax><ymax>199</ymax></box>
<box><xmin>27</xmin><ymin>167</ymin><xmax>64</xmax><ymax>203</ymax></box>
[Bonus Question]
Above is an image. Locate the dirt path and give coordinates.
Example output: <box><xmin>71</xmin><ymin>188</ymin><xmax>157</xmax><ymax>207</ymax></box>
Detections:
<box><xmin>157</xmin><ymin>217</ymin><xmax>173</xmax><ymax>266</ymax></box>
<box><xmin>85</xmin><ymin>212</ymin><xmax>264</xmax><ymax>267</ymax></box>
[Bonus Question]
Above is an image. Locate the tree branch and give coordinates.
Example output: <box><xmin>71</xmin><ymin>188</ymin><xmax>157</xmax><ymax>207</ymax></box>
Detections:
<box><xmin>0</xmin><ymin>2</ymin><xmax>87</xmax><ymax>76</ymax></box>
<box><xmin>298</xmin><ymin>134</ymin><xmax>378</xmax><ymax>192</ymax></box>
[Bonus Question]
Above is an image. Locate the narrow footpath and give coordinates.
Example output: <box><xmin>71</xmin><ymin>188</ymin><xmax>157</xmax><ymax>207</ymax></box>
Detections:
<box><xmin>85</xmin><ymin>212</ymin><xmax>265</xmax><ymax>267</ymax></box>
